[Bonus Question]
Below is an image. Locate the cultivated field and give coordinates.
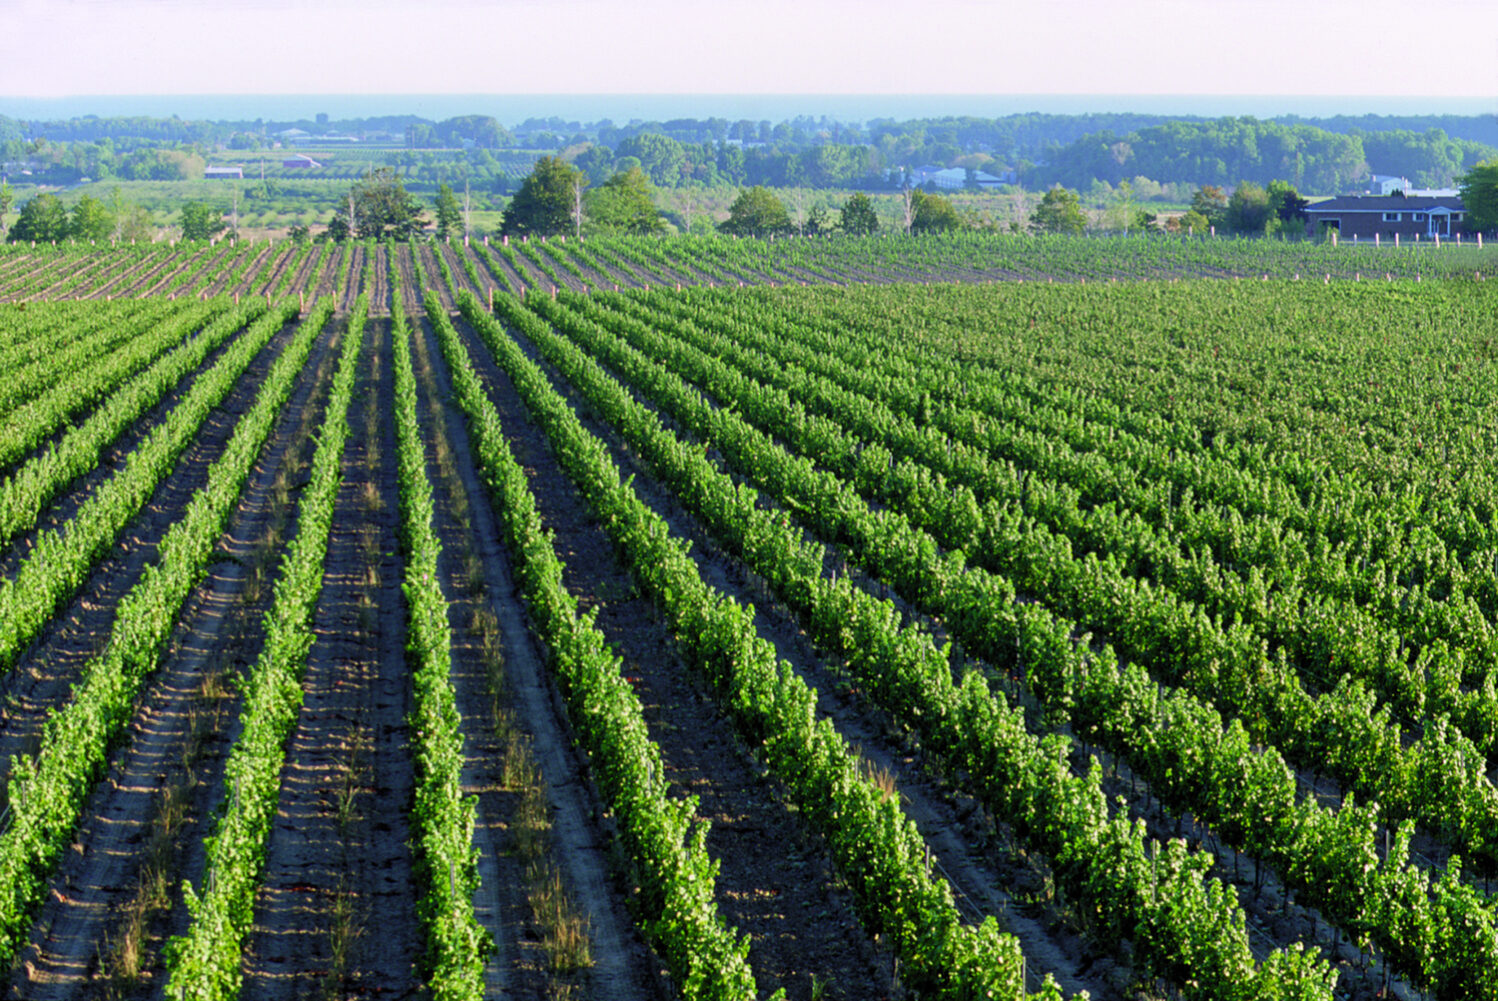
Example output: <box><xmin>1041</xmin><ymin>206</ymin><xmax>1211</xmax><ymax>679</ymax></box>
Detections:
<box><xmin>0</xmin><ymin>234</ymin><xmax>1495</xmax><ymax>1001</ymax></box>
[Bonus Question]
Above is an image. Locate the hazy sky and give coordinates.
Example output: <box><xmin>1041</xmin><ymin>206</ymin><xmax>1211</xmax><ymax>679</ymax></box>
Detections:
<box><xmin>3</xmin><ymin>0</ymin><xmax>1497</xmax><ymax>99</ymax></box>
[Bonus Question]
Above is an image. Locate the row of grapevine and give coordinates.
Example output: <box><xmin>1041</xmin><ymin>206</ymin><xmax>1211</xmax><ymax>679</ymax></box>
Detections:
<box><xmin>506</xmin><ymin>289</ymin><xmax>1337</xmax><ymax>999</ymax></box>
<box><xmin>0</xmin><ymin>297</ymin><xmax>330</xmax><ymax>968</ymax></box>
<box><xmin>390</xmin><ymin>282</ymin><xmax>491</xmax><ymax>997</ymax></box>
<box><xmin>533</xmin><ymin>289</ymin><xmax>1498</xmax><ymax>997</ymax></box>
<box><xmin>0</xmin><ymin>299</ymin><xmax>252</xmax><ymax>548</ymax></box>
<box><xmin>0</xmin><ymin>299</ymin><xmax>299</xmax><ymax>671</ymax></box>
<box><xmin>161</xmin><ymin>294</ymin><xmax>359</xmax><ymax>999</ymax></box>
<box><xmin>421</xmin><ymin>293</ymin><xmax>766</xmax><ymax>1000</ymax></box>
<box><xmin>462</xmin><ymin>290</ymin><xmax>1103</xmax><ymax>999</ymax></box>
<box><xmin>606</xmin><ymin>287</ymin><xmax>1498</xmax><ymax>868</ymax></box>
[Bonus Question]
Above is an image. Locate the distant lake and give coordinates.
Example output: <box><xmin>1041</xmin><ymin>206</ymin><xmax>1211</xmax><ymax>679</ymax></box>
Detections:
<box><xmin>1</xmin><ymin>93</ymin><xmax>1493</xmax><ymax>125</ymax></box>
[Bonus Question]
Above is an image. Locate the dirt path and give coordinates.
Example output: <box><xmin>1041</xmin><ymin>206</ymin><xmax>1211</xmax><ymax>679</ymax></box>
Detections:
<box><xmin>0</xmin><ymin>314</ymin><xmax>303</xmax><ymax>785</ymax></box>
<box><xmin>410</xmin><ymin>316</ymin><xmax>659</xmax><ymax>1000</ymax></box>
<box><xmin>456</xmin><ymin>244</ymin><xmax>504</xmax><ymax>302</ymax></box>
<box><xmin>415</xmin><ymin>244</ymin><xmax>458</xmax><ymax>313</ymax></box>
<box><xmin>452</xmin><ymin>316</ymin><xmax>896</xmax><ymax>1001</ymax></box>
<box><xmin>7</xmin><ymin>315</ymin><xmax>342</xmax><ymax>1000</ymax></box>
<box><xmin>473</xmin><ymin>243</ymin><xmax>525</xmax><ymax>295</ymax></box>
<box><xmin>240</xmin><ymin>317</ymin><xmax>424</xmax><ymax>1000</ymax></box>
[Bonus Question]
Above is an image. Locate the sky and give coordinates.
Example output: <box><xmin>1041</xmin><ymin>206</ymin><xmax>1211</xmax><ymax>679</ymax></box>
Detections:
<box><xmin>2</xmin><ymin>0</ymin><xmax>1496</xmax><ymax>107</ymax></box>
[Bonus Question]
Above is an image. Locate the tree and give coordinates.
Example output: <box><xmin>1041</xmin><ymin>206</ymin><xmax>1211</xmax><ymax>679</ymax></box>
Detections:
<box><xmin>69</xmin><ymin>194</ymin><xmax>113</xmax><ymax>242</ymax></box>
<box><xmin>910</xmin><ymin>189</ymin><xmax>963</xmax><ymax>233</ymax></box>
<box><xmin>0</xmin><ymin>181</ymin><xmax>11</xmax><ymax>240</ymax></box>
<box><xmin>8</xmin><ymin>193</ymin><xmax>70</xmax><ymax>243</ymax></box>
<box><xmin>804</xmin><ymin>204</ymin><xmax>832</xmax><ymax>236</ymax></box>
<box><xmin>346</xmin><ymin>168</ymin><xmax>426</xmax><ymax>240</ymax></box>
<box><xmin>840</xmin><ymin>192</ymin><xmax>879</xmax><ymax>235</ymax></box>
<box><xmin>179</xmin><ymin>201</ymin><xmax>227</xmax><ymax>241</ymax></box>
<box><xmin>1190</xmin><ymin>185</ymin><xmax>1228</xmax><ymax>227</ymax></box>
<box><xmin>719</xmin><ymin>186</ymin><xmax>792</xmax><ymax>237</ymax></box>
<box><xmin>1172</xmin><ymin>209</ymin><xmax>1211</xmax><ymax>235</ymax></box>
<box><xmin>1266</xmin><ymin>179</ymin><xmax>1309</xmax><ymax>224</ymax></box>
<box><xmin>434</xmin><ymin>182</ymin><xmax>463</xmax><ymax>239</ymax></box>
<box><xmin>1224</xmin><ymin>181</ymin><xmax>1273</xmax><ymax>234</ymax></box>
<box><xmin>501</xmin><ymin>155</ymin><xmax>582</xmax><ymax>237</ymax></box>
<box><xmin>1459</xmin><ymin>160</ymin><xmax>1498</xmax><ymax>232</ymax></box>
<box><xmin>1029</xmin><ymin>185</ymin><xmax>1087</xmax><ymax>234</ymax></box>
<box><xmin>585</xmin><ymin>166</ymin><xmax>664</xmax><ymax>235</ymax></box>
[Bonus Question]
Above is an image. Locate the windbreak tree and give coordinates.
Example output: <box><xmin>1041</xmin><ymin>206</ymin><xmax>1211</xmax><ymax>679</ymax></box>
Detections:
<box><xmin>434</xmin><ymin>182</ymin><xmax>463</xmax><ymax>239</ymax></box>
<box><xmin>69</xmin><ymin>194</ymin><xmax>113</xmax><ymax>242</ymax></box>
<box><xmin>1460</xmin><ymin>160</ymin><xmax>1498</xmax><ymax>232</ymax></box>
<box><xmin>7</xmin><ymin>193</ymin><xmax>71</xmax><ymax>243</ymax></box>
<box><xmin>585</xmin><ymin>166</ymin><xmax>664</xmax><ymax>235</ymax></box>
<box><xmin>1224</xmin><ymin>181</ymin><xmax>1273</xmax><ymax>234</ymax></box>
<box><xmin>910</xmin><ymin>190</ymin><xmax>962</xmax><ymax>233</ymax></box>
<box><xmin>1029</xmin><ymin>185</ymin><xmax>1087</xmax><ymax>234</ymax></box>
<box><xmin>346</xmin><ymin>168</ymin><xmax>426</xmax><ymax>240</ymax></box>
<box><xmin>840</xmin><ymin>192</ymin><xmax>879</xmax><ymax>235</ymax></box>
<box><xmin>501</xmin><ymin>156</ymin><xmax>582</xmax><ymax>237</ymax></box>
<box><xmin>719</xmin><ymin>186</ymin><xmax>791</xmax><ymax>237</ymax></box>
<box><xmin>179</xmin><ymin>202</ymin><xmax>228</xmax><ymax>241</ymax></box>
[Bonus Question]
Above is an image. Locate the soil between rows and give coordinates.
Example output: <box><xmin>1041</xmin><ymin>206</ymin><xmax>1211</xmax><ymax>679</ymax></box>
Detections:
<box><xmin>7</xmin><ymin>313</ymin><xmax>344</xmax><ymax>999</ymax></box>
<box><xmin>407</xmin><ymin>313</ymin><xmax>658</xmax><ymax>1000</ymax></box>
<box><xmin>239</xmin><ymin>316</ymin><xmax>424</xmax><ymax>999</ymax></box>
<box><xmin>448</xmin><ymin>312</ymin><xmax>897</xmax><ymax>1001</ymax></box>
<box><xmin>0</xmin><ymin>312</ymin><xmax>308</xmax><ymax>790</ymax></box>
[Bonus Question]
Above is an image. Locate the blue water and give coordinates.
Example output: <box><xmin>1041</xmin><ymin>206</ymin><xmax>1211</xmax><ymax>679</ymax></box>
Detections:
<box><xmin>2</xmin><ymin>93</ymin><xmax>1493</xmax><ymax>125</ymax></box>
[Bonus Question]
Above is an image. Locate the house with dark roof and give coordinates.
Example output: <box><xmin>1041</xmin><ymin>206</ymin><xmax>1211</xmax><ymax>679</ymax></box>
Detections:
<box><xmin>1303</xmin><ymin>193</ymin><xmax>1468</xmax><ymax>240</ymax></box>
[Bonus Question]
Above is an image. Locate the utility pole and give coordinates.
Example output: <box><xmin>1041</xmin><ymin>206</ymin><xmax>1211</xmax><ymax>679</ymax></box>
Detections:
<box><xmin>348</xmin><ymin>191</ymin><xmax>356</xmax><ymax>239</ymax></box>
<box><xmin>464</xmin><ymin>175</ymin><xmax>472</xmax><ymax>242</ymax></box>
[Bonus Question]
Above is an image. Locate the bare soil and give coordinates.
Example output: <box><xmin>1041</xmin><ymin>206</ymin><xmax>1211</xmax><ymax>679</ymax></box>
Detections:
<box><xmin>0</xmin><ymin>314</ymin><xmax>306</xmax><ymax>784</ymax></box>
<box><xmin>450</xmin><ymin>315</ymin><xmax>899</xmax><ymax>1001</ymax></box>
<box><xmin>6</xmin><ymin>314</ymin><xmax>342</xmax><ymax>999</ymax></box>
<box><xmin>239</xmin><ymin>316</ymin><xmax>424</xmax><ymax>1000</ymax></box>
<box><xmin>408</xmin><ymin>315</ymin><xmax>660</xmax><ymax>1000</ymax></box>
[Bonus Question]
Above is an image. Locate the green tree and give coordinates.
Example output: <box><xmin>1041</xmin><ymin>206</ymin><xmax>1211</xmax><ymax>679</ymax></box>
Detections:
<box><xmin>910</xmin><ymin>189</ymin><xmax>962</xmax><ymax>233</ymax></box>
<box><xmin>0</xmin><ymin>181</ymin><xmax>12</xmax><ymax>239</ymax></box>
<box><xmin>346</xmin><ymin>167</ymin><xmax>426</xmax><ymax>240</ymax></box>
<box><xmin>8</xmin><ymin>193</ymin><xmax>71</xmax><ymax>243</ymax></box>
<box><xmin>585</xmin><ymin>166</ymin><xmax>664</xmax><ymax>235</ymax></box>
<box><xmin>1266</xmin><ymin>179</ymin><xmax>1309</xmax><ymax>223</ymax></box>
<box><xmin>1174</xmin><ymin>209</ymin><xmax>1211</xmax><ymax>235</ymax></box>
<box><xmin>1190</xmin><ymin>185</ymin><xmax>1228</xmax><ymax>227</ymax></box>
<box><xmin>501</xmin><ymin>155</ymin><xmax>582</xmax><ymax>237</ymax></box>
<box><xmin>1029</xmin><ymin>185</ymin><xmax>1087</xmax><ymax>235</ymax></box>
<box><xmin>1224</xmin><ymin>181</ymin><xmax>1273</xmax><ymax>234</ymax></box>
<box><xmin>434</xmin><ymin>182</ymin><xmax>463</xmax><ymax>239</ymax></box>
<box><xmin>1459</xmin><ymin>160</ymin><xmax>1498</xmax><ymax>232</ymax></box>
<box><xmin>840</xmin><ymin>192</ymin><xmax>879</xmax><ymax>235</ymax></box>
<box><xmin>804</xmin><ymin>204</ymin><xmax>832</xmax><ymax>236</ymax></box>
<box><xmin>719</xmin><ymin>186</ymin><xmax>791</xmax><ymax>237</ymax></box>
<box><xmin>179</xmin><ymin>202</ymin><xmax>227</xmax><ymax>241</ymax></box>
<box><xmin>69</xmin><ymin>194</ymin><xmax>114</xmax><ymax>241</ymax></box>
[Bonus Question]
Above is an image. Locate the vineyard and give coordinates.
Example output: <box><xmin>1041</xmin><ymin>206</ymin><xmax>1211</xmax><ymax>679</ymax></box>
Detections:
<box><xmin>0</xmin><ymin>232</ymin><xmax>1494</xmax><ymax>1001</ymax></box>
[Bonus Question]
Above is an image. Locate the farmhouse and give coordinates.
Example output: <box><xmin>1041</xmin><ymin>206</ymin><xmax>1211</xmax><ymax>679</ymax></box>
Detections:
<box><xmin>282</xmin><ymin>154</ymin><xmax>323</xmax><ymax>169</ymax></box>
<box><xmin>204</xmin><ymin>165</ymin><xmax>244</xmax><ymax>180</ymax></box>
<box><xmin>1302</xmin><ymin>193</ymin><xmax>1468</xmax><ymax>240</ymax></box>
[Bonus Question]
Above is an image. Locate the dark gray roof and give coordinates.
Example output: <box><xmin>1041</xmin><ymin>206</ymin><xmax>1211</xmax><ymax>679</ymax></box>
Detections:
<box><xmin>1305</xmin><ymin>195</ymin><xmax>1464</xmax><ymax>214</ymax></box>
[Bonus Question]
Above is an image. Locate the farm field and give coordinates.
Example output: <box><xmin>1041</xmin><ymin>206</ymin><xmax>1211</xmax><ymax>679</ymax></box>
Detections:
<box><xmin>0</xmin><ymin>235</ymin><xmax>1495</xmax><ymax>1001</ymax></box>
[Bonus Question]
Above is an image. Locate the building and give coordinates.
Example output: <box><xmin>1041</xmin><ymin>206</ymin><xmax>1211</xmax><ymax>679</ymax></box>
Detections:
<box><xmin>204</xmin><ymin>165</ymin><xmax>244</xmax><ymax>180</ymax></box>
<box><xmin>282</xmin><ymin>154</ymin><xmax>323</xmax><ymax>169</ymax></box>
<box><xmin>1302</xmin><ymin>194</ymin><xmax>1468</xmax><ymax>240</ymax></box>
<box><xmin>1367</xmin><ymin>173</ymin><xmax>1410</xmax><ymax>195</ymax></box>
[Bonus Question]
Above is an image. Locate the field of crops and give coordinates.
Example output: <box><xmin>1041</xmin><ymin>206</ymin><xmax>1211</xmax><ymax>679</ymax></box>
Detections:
<box><xmin>0</xmin><ymin>234</ymin><xmax>1494</xmax><ymax>1001</ymax></box>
